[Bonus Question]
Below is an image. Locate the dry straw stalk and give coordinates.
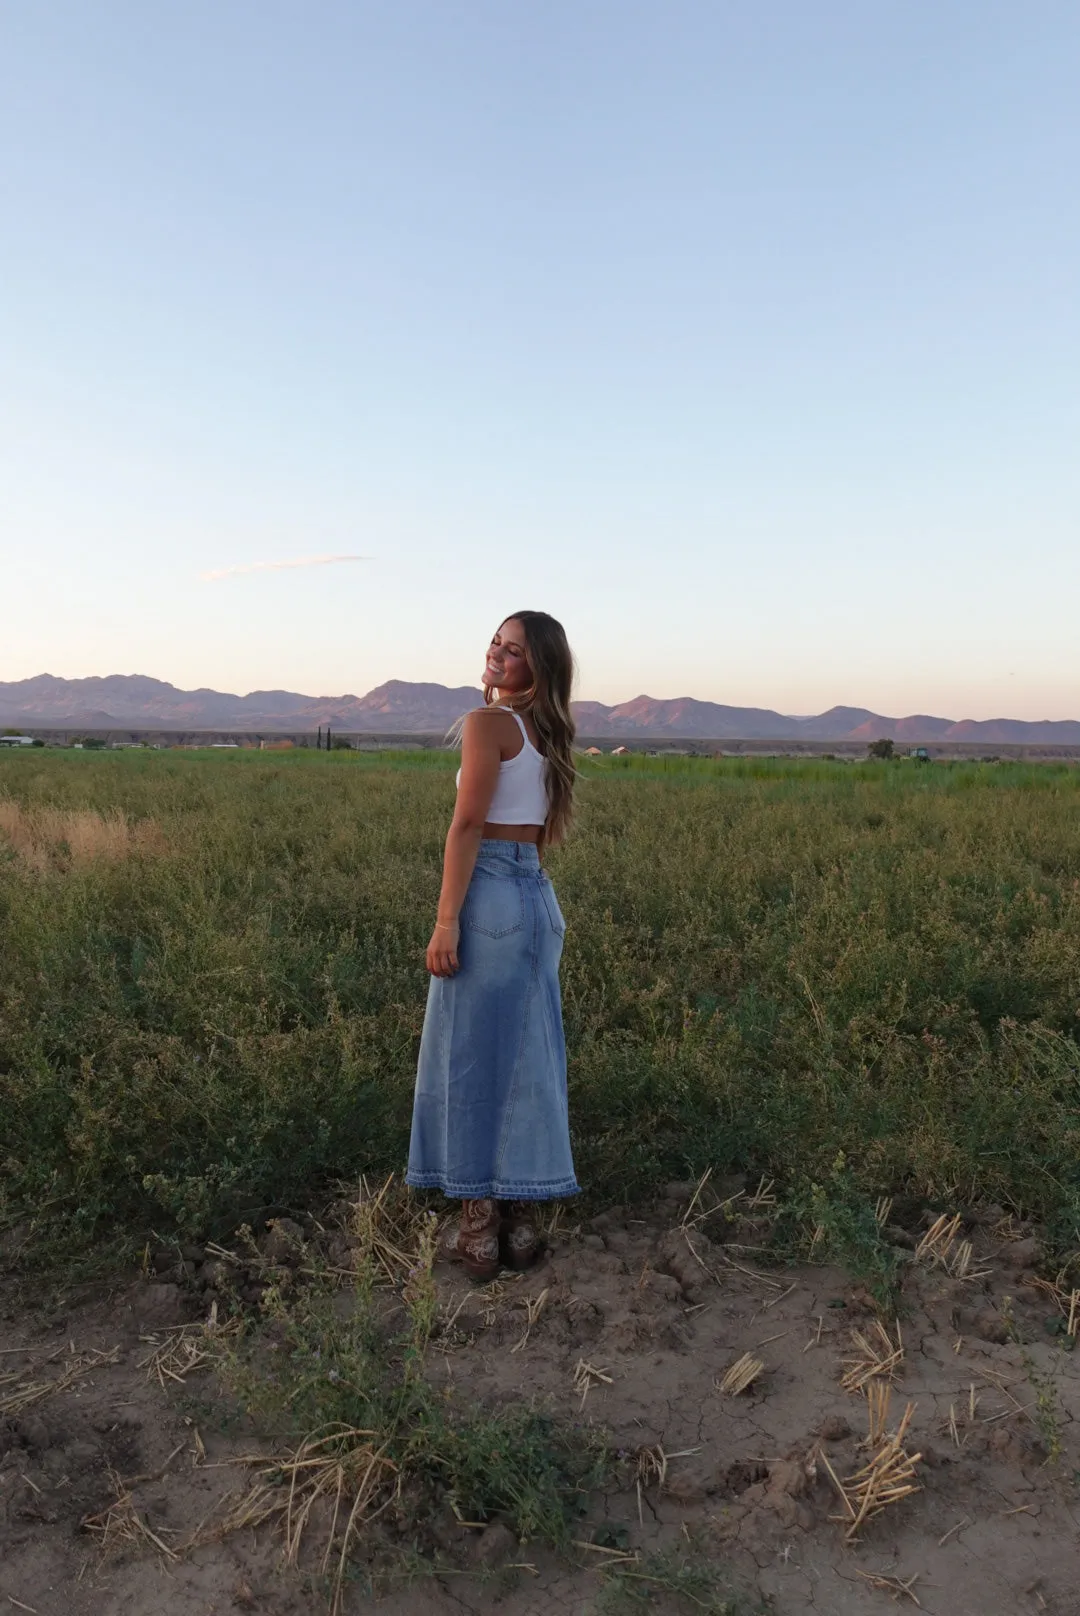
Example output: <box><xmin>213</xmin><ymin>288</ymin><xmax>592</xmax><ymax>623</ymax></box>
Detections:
<box><xmin>82</xmin><ymin>1474</ymin><xmax>178</xmax><ymax>1562</ymax></box>
<box><xmin>137</xmin><ymin>1306</ymin><xmax>238</xmax><ymax>1389</ymax></box>
<box><xmin>717</xmin><ymin>1352</ymin><xmax>764</xmax><ymax>1396</ymax></box>
<box><xmin>914</xmin><ymin>1213</ymin><xmax>962</xmax><ymax>1266</ymax></box>
<box><xmin>510</xmin><ymin>1287</ymin><xmax>549</xmax><ymax>1354</ymax></box>
<box><xmin>0</xmin><ymin>1346</ymin><xmax>118</xmax><ymax>1417</ymax></box>
<box><xmin>572</xmin><ymin>1358</ymin><xmax>613</xmax><ymax>1408</ymax></box>
<box><xmin>821</xmin><ymin>1389</ymin><xmax>922</xmax><ymax>1541</ymax></box>
<box><xmin>913</xmin><ymin>1213</ymin><xmax>991</xmax><ymax>1279</ymax></box>
<box><xmin>192</xmin><ymin>1427</ymin><xmax>399</xmax><ymax>1616</ymax></box>
<box><xmin>840</xmin><ymin>1319</ymin><xmax>904</xmax><ymax>1394</ymax></box>
<box><xmin>852</xmin><ymin>1567</ymin><xmax>922</xmax><ymax>1607</ymax></box>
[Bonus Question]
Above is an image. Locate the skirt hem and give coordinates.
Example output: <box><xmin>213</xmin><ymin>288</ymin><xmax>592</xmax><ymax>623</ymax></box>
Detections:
<box><xmin>405</xmin><ymin>1171</ymin><xmax>580</xmax><ymax>1201</ymax></box>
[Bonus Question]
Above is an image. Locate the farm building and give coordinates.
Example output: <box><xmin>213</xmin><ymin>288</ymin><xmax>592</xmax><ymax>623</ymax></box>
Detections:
<box><xmin>581</xmin><ymin>746</ymin><xmax>603</xmax><ymax>757</ymax></box>
<box><xmin>0</xmin><ymin>735</ymin><xmax>35</xmax><ymax>747</ymax></box>
<box><xmin>611</xmin><ymin>745</ymin><xmax>630</xmax><ymax>756</ymax></box>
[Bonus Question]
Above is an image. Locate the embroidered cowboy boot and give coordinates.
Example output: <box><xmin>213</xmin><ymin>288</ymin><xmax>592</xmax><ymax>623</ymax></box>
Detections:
<box><xmin>444</xmin><ymin>1199</ymin><xmax>501</xmax><ymax>1282</ymax></box>
<box><xmin>498</xmin><ymin>1200</ymin><xmax>542</xmax><ymax>1270</ymax></box>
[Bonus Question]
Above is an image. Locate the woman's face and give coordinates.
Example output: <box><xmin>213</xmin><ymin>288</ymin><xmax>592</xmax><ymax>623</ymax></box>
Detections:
<box><xmin>482</xmin><ymin>618</ymin><xmax>532</xmax><ymax>696</ymax></box>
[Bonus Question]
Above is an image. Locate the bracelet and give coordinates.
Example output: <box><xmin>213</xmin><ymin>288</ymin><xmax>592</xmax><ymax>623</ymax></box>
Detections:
<box><xmin>434</xmin><ymin>921</ymin><xmax>457</xmax><ymax>931</ymax></box>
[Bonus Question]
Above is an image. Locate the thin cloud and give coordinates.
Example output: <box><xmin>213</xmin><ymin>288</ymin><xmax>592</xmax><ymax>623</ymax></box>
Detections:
<box><xmin>199</xmin><ymin>553</ymin><xmax>370</xmax><ymax>582</ymax></box>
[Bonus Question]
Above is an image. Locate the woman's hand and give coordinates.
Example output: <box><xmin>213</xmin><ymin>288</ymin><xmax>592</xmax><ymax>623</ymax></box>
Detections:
<box><xmin>426</xmin><ymin>919</ymin><xmax>460</xmax><ymax>977</ymax></box>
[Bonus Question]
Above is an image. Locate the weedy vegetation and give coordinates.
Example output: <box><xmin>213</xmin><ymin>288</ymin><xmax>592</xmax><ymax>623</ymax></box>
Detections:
<box><xmin>588</xmin><ymin>1543</ymin><xmax>754</xmax><ymax>1614</ymax></box>
<box><xmin>174</xmin><ymin>1192</ymin><xmax>609</xmax><ymax>1609</ymax></box>
<box><xmin>3</xmin><ymin>747</ymin><xmax>1080</xmax><ymax>1267</ymax></box>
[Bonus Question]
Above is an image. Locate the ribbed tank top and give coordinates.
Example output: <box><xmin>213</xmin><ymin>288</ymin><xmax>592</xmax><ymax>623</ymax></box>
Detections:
<box><xmin>455</xmin><ymin>710</ymin><xmax>549</xmax><ymax>825</ymax></box>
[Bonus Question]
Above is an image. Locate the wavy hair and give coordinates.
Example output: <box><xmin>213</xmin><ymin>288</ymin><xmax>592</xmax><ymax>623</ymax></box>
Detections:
<box><xmin>488</xmin><ymin>611</ymin><xmax>577</xmax><ymax>846</ymax></box>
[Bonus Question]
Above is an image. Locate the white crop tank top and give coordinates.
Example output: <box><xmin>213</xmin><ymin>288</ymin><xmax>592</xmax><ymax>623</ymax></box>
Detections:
<box><xmin>455</xmin><ymin>710</ymin><xmax>550</xmax><ymax>825</ymax></box>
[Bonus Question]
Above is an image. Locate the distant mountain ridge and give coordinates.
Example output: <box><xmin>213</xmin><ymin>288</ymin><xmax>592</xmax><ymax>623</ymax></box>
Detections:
<box><xmin>2</xmin><ymin>673</ymin><xmax>1078</xmax><ymax>744</ymax></box>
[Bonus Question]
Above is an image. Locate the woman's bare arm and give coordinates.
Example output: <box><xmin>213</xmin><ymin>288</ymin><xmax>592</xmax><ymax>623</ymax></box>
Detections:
<box><xmin>426</xmin><ymin>711</ymin><xmax>503</xmax><ymax>977</ymax></box>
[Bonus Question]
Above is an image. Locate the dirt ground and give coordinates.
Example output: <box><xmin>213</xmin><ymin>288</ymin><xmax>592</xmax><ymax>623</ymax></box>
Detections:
<box><xmin>2</xmin><ymin>1192</ymin><xmax>1079</xmax><ymax>1616</ymax></box>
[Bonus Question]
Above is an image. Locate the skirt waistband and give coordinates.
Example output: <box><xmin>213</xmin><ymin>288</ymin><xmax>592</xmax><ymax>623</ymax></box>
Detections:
<box><xmin>476</xmin><ymin>838</ymin><xmax>542</xmax><ymax>873</ymax></box>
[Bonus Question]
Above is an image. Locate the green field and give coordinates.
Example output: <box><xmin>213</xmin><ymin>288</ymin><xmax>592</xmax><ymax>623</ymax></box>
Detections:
<box><xmin>2</xmin><ymin>748</ymin><xmax>1080</xmax><ymax>1264</ymax></box>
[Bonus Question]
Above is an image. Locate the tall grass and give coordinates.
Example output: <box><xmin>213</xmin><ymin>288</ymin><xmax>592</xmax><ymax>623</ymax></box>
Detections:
<box><xmin>2</xmin><ymin>749</ymin><xmax>1080</xmax><ymax>1259</ymax></box>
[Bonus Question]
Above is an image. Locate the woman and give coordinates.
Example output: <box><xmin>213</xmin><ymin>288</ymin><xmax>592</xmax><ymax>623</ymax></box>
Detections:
<box><xmin>406</xmin><ymin>611</ymin><xmax>579</xmax><ymax>1280</ymax></box>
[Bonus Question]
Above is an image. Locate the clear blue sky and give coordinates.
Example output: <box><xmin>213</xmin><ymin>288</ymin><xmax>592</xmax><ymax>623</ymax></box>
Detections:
<box><xmin>3</xmin><ymin>2</ymin><xmax>1078</xmax><ymax>718</ymax></box>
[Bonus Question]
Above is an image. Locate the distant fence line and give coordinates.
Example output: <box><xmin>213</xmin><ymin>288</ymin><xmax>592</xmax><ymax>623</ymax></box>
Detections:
<box><xmin>4</xmin><ymin>728</ymin><xmax>1080</xmax><ymax>761</ymax></box>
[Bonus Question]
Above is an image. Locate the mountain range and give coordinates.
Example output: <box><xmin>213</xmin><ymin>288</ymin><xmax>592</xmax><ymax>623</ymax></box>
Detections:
<box><xmin>2</xmin><ymin>673</ymin><xmax>1079</xmax><ymax>744</ymax></box>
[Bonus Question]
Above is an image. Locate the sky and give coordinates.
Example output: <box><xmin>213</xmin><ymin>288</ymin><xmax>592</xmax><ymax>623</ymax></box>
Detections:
<box><xmin>2</xmin><ymin>3</ymin><xmax>1078</xmax><ymax>720</ymax></box>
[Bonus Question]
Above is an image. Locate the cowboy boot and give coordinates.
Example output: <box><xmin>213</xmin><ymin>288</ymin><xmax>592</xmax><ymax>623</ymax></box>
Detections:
<box><xmin>444</xmin><ymin>1199</ymin><xmax>501</xmax><ymax>1282</ymax></box>
<box><xmin>498</xmin><ymin>1200</ymin><xmax>542</xmax><ymax>1271</ymax></box>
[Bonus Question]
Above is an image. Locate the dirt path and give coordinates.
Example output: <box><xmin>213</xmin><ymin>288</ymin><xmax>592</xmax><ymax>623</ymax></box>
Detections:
<box><xmin>2</xmin><ymin>1200</ymin><xmax>1079</xmax><ymax>1615</ymax></box>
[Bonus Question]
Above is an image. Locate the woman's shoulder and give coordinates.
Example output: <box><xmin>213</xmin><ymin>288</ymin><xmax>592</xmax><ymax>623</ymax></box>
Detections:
<box><xmin>463</xmin><ymin>704</ymin><xmax>522</xmax><ymax>725</ymax></box>
<box><xmin>461</xmin><ymin>706</ymin><xmax>518</xmax><ymax>742</ymax></box>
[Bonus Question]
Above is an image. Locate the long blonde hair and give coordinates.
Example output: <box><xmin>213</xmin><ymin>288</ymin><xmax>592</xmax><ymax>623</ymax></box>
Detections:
<box><xmin>488</xmin><ymin>611</ymin><xmax>577</xmax><ymax>847</ymax></box>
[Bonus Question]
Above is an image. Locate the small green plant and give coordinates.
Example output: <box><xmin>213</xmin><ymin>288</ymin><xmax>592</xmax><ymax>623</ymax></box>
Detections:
<box><xmin>591</xmin><ymin>1546</ymin><xmax>750</xmax><ymax>1614</ymax></box>
<box><xmin>774</xmin><ymin>1154</ymin><xmax>901</xmax><ymax>1308</ymax></box>
<box><xmin>1022</xmin><ymin>1352</ymin><xmax>1063</xmax><ymax>1462</ymax></box>
<box><xmin>401</xmin><ymin>1211</ymin><xmax>439</xmax><ymax>1356</ymax></box>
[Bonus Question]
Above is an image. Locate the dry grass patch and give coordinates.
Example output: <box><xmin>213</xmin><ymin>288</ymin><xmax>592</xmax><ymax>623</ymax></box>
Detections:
<box><xmin>0</xmin><ymin>1345</ymin><xmax>119</xmax><ymax>1416</ymax></box>
<box><xmin>81</xmin><ymin>1472</ymin><xmax>179</xmax><ymax>1563</ymax></box>
<box><xmin>195</xmin><ymin>1429</ymin><xmax>400</xmax><ymax>1616</ymax></box>
<box><xmin>345</xmin><ymin>1173</ymin><xmax>434</xmax><ymax>1287</ymax></box>
<box><xmin>0</xmin><ymin>797</ymin><xmax>164</xmax><ymax>870</ymax></box>
<box><xmin>1021</xmin><ymin>1271</ymin><xmax>1080</xmax><ymax>1340</ymax></box>
<box><xmin>137</xmin><ymin>1305</ymin><xmax>239</xmax><ymax>1389</ymax></box>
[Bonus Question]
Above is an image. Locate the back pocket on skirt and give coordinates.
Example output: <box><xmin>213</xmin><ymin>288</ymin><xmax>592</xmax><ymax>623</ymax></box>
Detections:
<box><xmin>540</xmin><ymin>882</ymin><xmax>566</xmax><ymax>938</ymax></box>
<box><xmin>462</xmin><ymin>871</ymin><xmax>526</xmax><ymax>936</ymax></box>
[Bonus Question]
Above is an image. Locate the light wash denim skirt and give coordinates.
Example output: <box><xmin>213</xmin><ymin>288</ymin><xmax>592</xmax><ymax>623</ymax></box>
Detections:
<box><xmin>406</xmin><ymin>840</ymin><xmax>579</xmax><ymax>1201</ymax></box>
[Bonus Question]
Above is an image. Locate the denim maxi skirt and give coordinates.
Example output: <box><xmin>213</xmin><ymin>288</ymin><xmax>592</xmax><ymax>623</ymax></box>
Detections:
<box><xmin>406</xmin><ymin>839</ymin><xmax>579</xmax><ymax>1201</ymax></box>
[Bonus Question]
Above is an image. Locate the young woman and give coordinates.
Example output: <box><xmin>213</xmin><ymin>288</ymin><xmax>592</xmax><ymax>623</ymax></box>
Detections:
<box><xmin>406</xmin><ymin>611</ymin><xmax>579</xmax><ymax>1280</ymax></box>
